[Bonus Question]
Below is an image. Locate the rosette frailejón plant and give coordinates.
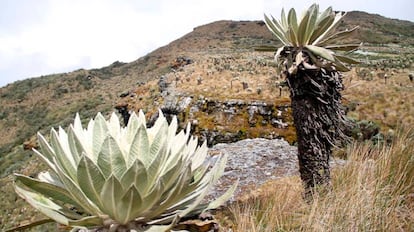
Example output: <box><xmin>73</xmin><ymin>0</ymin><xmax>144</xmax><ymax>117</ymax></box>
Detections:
<box><xmin>259</xmin><ymin>4</ymin><xmax>360</xmax><ymax>196</ymax></box>
<box><xmin>14</xmin><ymin>111</ymin><xmax>236</xmax><ymax>231</ymax></box>
<box><xmin>262</xmin><ymin>4</ymin><xmax>360</xmax><ymax>74</ymax></box>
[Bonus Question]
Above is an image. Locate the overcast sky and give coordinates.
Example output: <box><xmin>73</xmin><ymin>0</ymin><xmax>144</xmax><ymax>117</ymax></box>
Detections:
<box><xmin>0</xmin><ymin>0</ymin><xmax>412</xmax><ymax>87</ymax></box>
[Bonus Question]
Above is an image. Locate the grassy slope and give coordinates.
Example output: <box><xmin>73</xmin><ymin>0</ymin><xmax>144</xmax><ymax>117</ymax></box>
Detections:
<box><xmin>344</xmin><ymin>69</ymin><xmax>414</xmax><ymax>132</ymax></box>
<box><xmin>223</xmin><ymin>129</ymin><xmax>414</xmax><ymax>231</ymax></box>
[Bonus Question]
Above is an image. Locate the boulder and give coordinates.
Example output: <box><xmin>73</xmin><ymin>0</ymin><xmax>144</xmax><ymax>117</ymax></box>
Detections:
<box><xmin>205</xmin><ymin>138</ymin><xmax>345</xmax><ymax>203</ymax></box>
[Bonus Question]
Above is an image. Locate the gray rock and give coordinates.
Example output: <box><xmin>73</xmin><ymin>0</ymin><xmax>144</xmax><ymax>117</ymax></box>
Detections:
<box><xmin>205</xmin><ymin>138</ymin><xmax>345</xmax><ymax>203</ymax></box>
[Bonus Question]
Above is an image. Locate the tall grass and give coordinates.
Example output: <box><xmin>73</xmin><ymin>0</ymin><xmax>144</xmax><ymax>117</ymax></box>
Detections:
<box><xmin>228</xmin><ymin>129</ymin><xmax>414</xmax><ymax>231</ymax></box>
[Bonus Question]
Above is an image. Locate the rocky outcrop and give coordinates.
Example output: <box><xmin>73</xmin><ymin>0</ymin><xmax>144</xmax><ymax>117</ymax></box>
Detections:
<box><xmin>171</xmin><ymin>56</ymin><xmax>193</xmax><ymax>70</ymax></box>
<box><xmin>205</xmin><ymin>138</ymin><xmax>346</xmax><ymax>202</ymax></box>
<box><xmin>158</xmin><ymin>95</ymin><xmax>294</xmax><ymax>146</ymax></box>
<box><xmin>121</xmin><ymin>74</ymin><xmax>295</xmax><ymax>146</ymax></box>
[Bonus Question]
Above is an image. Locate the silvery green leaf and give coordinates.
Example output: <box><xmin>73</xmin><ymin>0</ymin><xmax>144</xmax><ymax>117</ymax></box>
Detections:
<box><xmin>205</xmin><ymin>180</ymin><xmax>238</xmax><ymax>211</ymax></box>
<box><xmin>130</xmin><ymin>162</ymin><xmax>147</xmax><ymax>188</ymax></box>
<box><xmin>316</xmin><ymin>6</ymin><xmax>332</xmax><ymax>24</ymax></box>
<box><xmin>121</xmin><ymin>159</ymin><xmax>148</xmax><ymax>196</ymax></box>
<box><xmin>171</xmin><ymin>129</ymin><xmax>187</xmax><ymax>154</ymax></box>
<box><xmin>97</xmin><ymin>136</ymin><xmax>127</xmax><ymax>180</ymax></box>
<box><xmin>137</xmin><ymin>109</ymin><xmax>147</xmax><ymax>125</ymax></box>
<box><xmin>117</xmin><ymin>185</ymin><xmax>143</xmax><ymax>224</ymax></box>
<box><xmin>319</xmin><ymin>26</ymin><xmax>359</xmax><ymax>46</ymax></box>
<box><xmin>148</xmin><ymin>109</ymin><xmax>166</xmax><ymax>140</ymax></box>
<box><xmin>37</xmin><ymin>132</ymin><xmax>56</xmax><ymax>164</ymax></box>
<box><xmin>172</xmin><ymin>172</ymin><xmax>210</xmax><ymax>211</ymax></box>
<box><xmin>108</xmin><ymin>112</ymin><xmax>121</xmax><ymax>140</ymax></box>
<box><xmin>51</xmin><ymin>128</ymin><xmax>77</xmax><ymax>179</ymax></box>
<box><xmin>189</xmin><ymin>180</ymin><xmax>239</xmax><ymax>216</ymax></box>
<box><xmin>160</xmin><ymin>157</ymin><xmax>188</xmax><ymax>193</ymax></box>
<box><xmin>149</xmin><ymin>119</ymin><xmax>168</xmax><ymax>165</ymax></box>
<box><xmin>167</xmin><ymin>116</ymin><xmax>178</xmax><ymax>149</ymax></box>
<box><xmin>15</xmin><ymin>174</ymin><xmax>78</xmax><ymax>206</ymax></box>
<box><xmin>138</xmin><ymin>181</ymin><xmax>164</xmax><ymax>217</ymax></box>
<box><xmin>57</xmin><ymin>126</ymin><xmax>72</xmax><ymax>160</ymax></box>
<box><xmin>163</xmin><ymin>137</ymin><xmax>186</xmax><ymax>174</ymax></box>
<box><xmin>183</xmin><ymin>137</ymin><xmax>198</xmax><ymax>162</ymax></box>
<box><xmin>129</xmin><ymin>125</ymin><xmax>150</xmax><ymax>167</ymax></box>
<box><xmin>211</xmin><ymin>154</ymin><xmax>228</xmax><ymax>183</ymax></box>
<box><xmin>54</xmin><ymin>160</ymin><xmax>101</xmax><ymax>215</ymax></box>
<box><xmin>87</xmin><ymin>118</ymin><xmax>94</xmax><ymax>132</ymax></box>
<box><xmin>83</xmin><ymin>119</ymin><xmax>95</xmax><ymax>152</ymax></box>
<box><xmin>77</xmin><ymin>156</ymin><xmax>106</xmax><ymax>209</ymax></box>
<box><xmin>15</xmin><ymin>185</ymin><xmax>70</xmax><ymax>225</ymax></box>
<box><xmin>192</xmin><ymin>163</ymin><xmax>210</xmax><ymax>184</ymax></box>
<box><xmin>38</xmin><ymin>171</ymin><xmax>63</xmax><ymax>187</ymax></box>
<box><xmin>264</xmin><ymin>14</ymin><xmax>289</xmax><ymax>45</ymax></box>
<box><xmin>191</xmin><ymin>141</ymin><xmax>208</xmax><ymax>171</ymax></box>
<box><xmin>280</xmin><ymin>8</ymin><xmax>288</xmax><ymax>29</ymax></box>
<box><xmin>176</xmin><ymin>170</ymin><xmax>212</xmax><ymax>208</ymax></box>
<box><xmin>305</xmin><ymin>45</ymin><xmax>335</xmax><ymax>61</ymax></box>
<box><xmin>271</xmin><ymin>15</ymin><xmax>291</xmax><ymax>45</ymax></box>
<box><xmin>92</xmin><ymin>112</ymin><xmax>108</xmax><ymax>158</ymax></box>
<box><xmin>288</xmin><ymin>28</ymin><xmax>298</xmax><ymax>46</ymax></box>
<box><xmin>288</xmin><ymin>8</ymin><xmax>298</xmax><ymax>33</ymax></box>
<box><xmin>312</xmin><ymin>11</ymin><xmax>345</xmax><ymax>45</ymax></box>
<box><xmin>71</xmin><ymin>121</ymin><xmax>94</xmax><ymax>161</ymax></box>
<box><xmin>73</xmin><ymin>113</ymin><xmax>83</xmax><ymax>131</ymax></box>
<box><xmin>125</xmin><ymin>111</ymin><xmax>140</xmax><ymax>145</ymax></box>
<box><xmin>306</xmin><ymin>50</ymin><xmax>326</xmax><ymax>68</ymax></box>
<box><xmin>175</xmin><ymin>184</ymin><xmax>210</xmax><ymax>213</ymax></box>
<box><xmin>33</xmin><ymin>148</ymin><xmax>58</xmax><ymax>173</ymax></box>
<box><xmin>185</xmin><ymin>121</ymin><xmax>191</xmax><ymax>139</ymax></box>
<box><xmin>303</xmin><ymin>4</ymin><xmax>319</xmax><ymax>44</ymax></box>
<box><xmin>297</xmin><ymin>8</ymin><xmax>310</xmax><ymax>45</ymax></box>
<box><xmin>158</xmin><ymin>167</ymin><xmax>191</xmax><ymax>210</ymax></box>
<box><xmin>147</xmin><ymin>137</ymin><xmax>168</xmax><ymax>189</ymax></box>
<box><xmin>309</xmin><ymin>15</ymin><xmax>334</xmax><ymax>44</ymax></box>
<box><xmin>100</xmin><ymin>175</ymin><xmax>124</xmax><ymax>221</ymax></box>
<box><xmin>176</xmin><ymin>174</ymin><xmax>214</xmax><ymax>219</ymax></box>
<box><xmin>67</xmin><ymin>126</ymin><xmax>83</xmax><ymax>165</ymax></box>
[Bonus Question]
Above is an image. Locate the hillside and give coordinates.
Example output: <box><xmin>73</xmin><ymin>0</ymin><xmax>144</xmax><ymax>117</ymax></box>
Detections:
<box><xmin>342</xmin><ymin>11</ymin><xmax>414</xmax><ymax>44</ymax></box>
<box><xmin>0</xmin><ymin>11</ymin><xmax>414</xmax><ymax>230</ymax></box>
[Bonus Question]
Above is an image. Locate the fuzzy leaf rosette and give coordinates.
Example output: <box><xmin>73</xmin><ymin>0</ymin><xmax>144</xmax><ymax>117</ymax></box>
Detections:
<box><xmin>14</xmin><ymin>110</ymin><xmax>236</xmax><ymax>231</ymax></box>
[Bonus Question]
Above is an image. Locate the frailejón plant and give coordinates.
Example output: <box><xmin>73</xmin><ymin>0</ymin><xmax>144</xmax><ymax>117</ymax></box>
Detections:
<box><xmin>14</xmin><ymin>110</ymin><xmax>236</xmax><ymax>231</ymax></box>
<box><xmin>260</xmin><ymin>4</ymin><xmax>360</xmax><ymax>196</ymax></box>
<box><xmin>263</xmin><ymin>4</ymin><xmax>360</xmax><ymax>74</ymax></box>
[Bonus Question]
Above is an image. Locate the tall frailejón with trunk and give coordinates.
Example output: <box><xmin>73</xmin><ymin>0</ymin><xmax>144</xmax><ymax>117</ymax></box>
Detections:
<box><xmin>261</xmin><ymin>4</ymin><xmax>360</xmax><ymax>195</ymax></box>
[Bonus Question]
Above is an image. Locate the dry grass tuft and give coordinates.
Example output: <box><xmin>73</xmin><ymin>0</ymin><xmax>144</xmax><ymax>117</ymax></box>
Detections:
<box><xmin>225</xmin><ymin>129</ymin><xmax>414</xmax><ymax>231</ymax></box>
